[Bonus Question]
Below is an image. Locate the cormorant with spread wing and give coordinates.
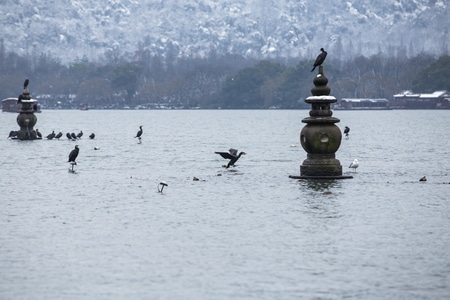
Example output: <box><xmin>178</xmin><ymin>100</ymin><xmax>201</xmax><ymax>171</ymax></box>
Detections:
<box><xmin>215</xmin><ymin>148</ymin><xmax>246</xmax><ymax>168</ymax></box>
<box><xmin>311</xmin><ymin>48</ymin><xmax>327</xmax><ymax>72</ymax></box>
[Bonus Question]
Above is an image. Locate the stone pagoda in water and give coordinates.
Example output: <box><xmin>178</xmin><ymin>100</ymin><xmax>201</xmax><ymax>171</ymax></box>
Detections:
<box><xmin>14</xmin><ymin>79</ymin><xmax>41</xmax><ymax>140</ymax></box>
<box><xmin>290</xmin><ymin>66</ymin><xmax>352</xmax><ymax>179</ymax></box>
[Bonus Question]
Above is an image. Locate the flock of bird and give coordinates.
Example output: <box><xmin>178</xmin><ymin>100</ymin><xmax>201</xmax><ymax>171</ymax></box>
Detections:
<box><xmin>67</xmin><ymin>126</ymin><xmax>144</xmax><ymax>170</ymax></box>
<box><xmin>63</xmin><ymin>122</ymin><xmax>426</xmax><ymax>182</ymax></box>
<box><xmin>14</xmin><ymin>51</ymin><xmax>387</xmax><ymax>179</ymax></box>
<box><xmin>66</xmin><ymin>124</ymin><xmax>247</xmax><ymax>172</ymax></box>
<box><xmin>43</xmin><ymin>130</ymin><xmax>95</xmax><ymax>140</ymax></box>
<box><xmin>11</xmin><ymin>52</ymin><xmax>431</xmax><ymax>182</ymax></box>
<box><xmin>67</xmin><ymin>125</ymin><xmax>354</xmax><ymax>175</ymax></box>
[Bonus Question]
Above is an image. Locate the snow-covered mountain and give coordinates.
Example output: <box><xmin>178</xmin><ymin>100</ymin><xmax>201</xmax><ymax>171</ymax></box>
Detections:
<box><xmin>1</xmin><ymin>0</ymin><xmax>448</xmax><ymax>64</ymax></box>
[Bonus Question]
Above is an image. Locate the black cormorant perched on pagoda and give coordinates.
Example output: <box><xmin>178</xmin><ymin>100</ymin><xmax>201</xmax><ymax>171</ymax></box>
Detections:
<box><xmin>215</xmin><ymin>148</ymin><xmax>246</xmax><ymax>168</ymax></box>
<box><xmin>311</xmin><ymin>48</ymin><xmax>327</xmax><ymax>72</ymax></box>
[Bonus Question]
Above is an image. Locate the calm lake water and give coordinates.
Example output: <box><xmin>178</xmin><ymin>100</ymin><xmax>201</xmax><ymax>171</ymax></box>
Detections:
<box><xmin>1</xmin><ymin>109</ymin><xmax>449</xmax><ymax>299</ymax></box>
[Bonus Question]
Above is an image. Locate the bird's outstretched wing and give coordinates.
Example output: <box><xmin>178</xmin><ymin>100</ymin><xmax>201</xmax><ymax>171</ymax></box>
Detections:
<box><xmin>228</xmin><ymin>148</ymin><xmax>238</xmax><ymax>156</ymax></box>
<box><xmin>215</xmin><ymin>152</ymin><xmax>234</xmax><ymax>159</ymax></box>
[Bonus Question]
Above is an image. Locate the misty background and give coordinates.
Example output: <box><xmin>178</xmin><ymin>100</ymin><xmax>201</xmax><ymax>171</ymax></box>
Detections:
<box><xmin>1</xmin><ymin>0</ymin><xmax>449</xmax><ymax>108</ymax></box>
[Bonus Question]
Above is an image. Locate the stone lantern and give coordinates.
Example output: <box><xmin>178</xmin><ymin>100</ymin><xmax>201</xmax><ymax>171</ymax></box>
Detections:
<box><xmin>290</xmin><ymin>66</ymin><xmax>352</xmax><ymax>179</ymax></box>
<box><xmin>15</xmin><ymin>80</ymin><xmax>40</xmax><ymax>140</ymax></box>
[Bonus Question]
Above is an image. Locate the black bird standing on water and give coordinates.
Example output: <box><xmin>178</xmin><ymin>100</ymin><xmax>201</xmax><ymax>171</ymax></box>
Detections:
<box><xmin>77</xmin><ymin>131</ymin><xmax>83</xmax><ymax>139</ymax></box>
<box><xmin>66</xmin><ymin>132</ymin><xmax>72</xmax><ymax>140</ymax></box>
<box><xmin>215</xmin><ymin>148</ymin><xmax>246</xmax><ymax>168</ymax></box>
<box><xmin>71</xmin><ymin>132</ymin><xmax>77</xmax><ymax>140</ymax></box>
<box><xmin>68</xmin><ymin>145</ymin><xmax>79</xmax><ymax>164</ymax></box>
<box><xmin>89</xmin><ymin>133</ymin><xmax>95</xmax><ymax>139</ymax></box>
<box><xmin>55</xmin><ymin>132</ymin><xmax>63</xmax><ymax>139</ymax></box>
<box><xmin>311</xmin><ymin>48</ymin><xmax>327</xmax><ymax>72</ymax></box>
<box><xmin>8</xmin><ymin>131</ymin><xmax>18</xmax><ymax>139</ymax></box>
<box><xmin>344</xmin><ymin>126</ymin><xmax>350</xmax><ymax>138</ymax></box>
<box><xmin>68</xmin><ymin>145</ymin><xmax>79</xmax><ymax>172</ymax></box>
<box><xmin>47</xmin><ymin>131</ymin><xmax>55</xmax><ymax>140</ymax></box>
<box><xmin>135</xmin><ymin>126</ymin><xmax>143</xmax><ymax>142</ymax></box>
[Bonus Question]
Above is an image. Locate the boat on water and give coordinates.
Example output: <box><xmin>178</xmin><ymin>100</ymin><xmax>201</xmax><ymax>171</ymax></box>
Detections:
<box><xmin>334</xmin><ymin>98</ymin><xmax>391</xmax><ymax>110</ymax></box>
<box><xmin>2</xmin><ymin>98</ymin><xmax>41</xmax><ymax>113</ymax></box>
